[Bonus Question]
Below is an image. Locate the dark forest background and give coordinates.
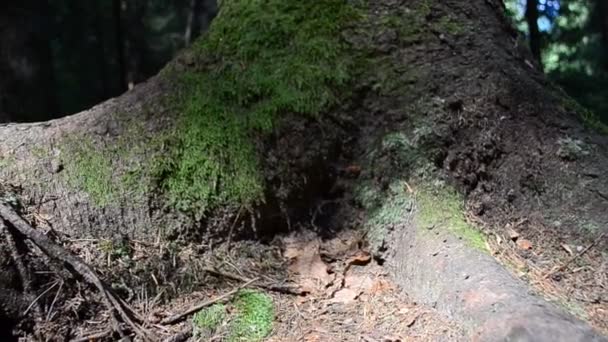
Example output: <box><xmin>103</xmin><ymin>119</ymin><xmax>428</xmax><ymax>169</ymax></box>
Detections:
<box><xmin>0</xmin><ymin>0</ymin><xmax>217</xmax><ymax>122</ymax></box>
<box><xmin>0</xmin><ymin>0</ymin><xmax>607</xmax><ymax>124</ymax></box>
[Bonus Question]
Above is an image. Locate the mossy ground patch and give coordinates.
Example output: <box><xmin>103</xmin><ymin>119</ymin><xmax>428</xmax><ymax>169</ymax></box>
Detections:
<box><xmin>191</xmin><ymin>289</ymin><xmax>274</xmax><ymax>342</ymax></box>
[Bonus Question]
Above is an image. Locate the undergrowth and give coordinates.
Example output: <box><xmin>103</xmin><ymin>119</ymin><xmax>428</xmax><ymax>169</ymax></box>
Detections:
<box><xmin>228</xmin><ymin>289</ymin><xmax>274</xmax><ymax>341</ymax></box>
<box><xmin>191</xmin><ymin>290</ymin><xmax>274</xmax><ymax>342</ymax></box>
<box><xmin>156</xmin><ymin>0</ymin><xmax>361</xmax><ymax>214</ymax></box>
<box><xmin>193</xmin><ymin>304</ymin><xmax>227</xmax><ymax>338</ymax></box>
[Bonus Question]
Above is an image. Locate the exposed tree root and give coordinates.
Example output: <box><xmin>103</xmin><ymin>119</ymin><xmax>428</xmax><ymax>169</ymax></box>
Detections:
<box><xmin>0</xmin><ymin>203</ymin><xmax>152</xmax><ymax>341</ymax></box>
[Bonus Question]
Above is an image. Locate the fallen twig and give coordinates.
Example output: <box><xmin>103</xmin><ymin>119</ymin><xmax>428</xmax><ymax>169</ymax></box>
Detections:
<box><xmin>160</xmin><ymin>277</ymin><xmax>258</xmax><ymax>325</ymax></box>
<box><xmin>544</xmin><ymin>231</ymin><xmax>607</xmax><ymax>279</ymax></box>
<box><xmin>70</xmin><ymin>328</ymin><xmax>112</xmax><ymax>342</ymax></box>
<box><xmin>203</xmin><ymin>267</ymin><xmax>304</xmax><ymax>295</ymax></box>
<box><xmin>0</xmin><ymin>220</ymin><xmax>42</xmax><ymax>319</ymax></box>
<box><xmin>0</xmin><ymin>203</ymin><xmax>151</xmax><ymax>341</ymax></box>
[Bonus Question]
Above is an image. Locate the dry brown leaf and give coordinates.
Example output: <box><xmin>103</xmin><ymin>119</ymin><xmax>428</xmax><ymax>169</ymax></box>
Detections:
<box><xmin>347</xmin><ymin>251</ymin><xmax>371</xmax><ymax>266</ymax></box>
<box><xmin>286</xmin><ymin>239</ymin><xmax>333</xmax><ymax>292</ymax></box>
<box><xmin>508</xmin><ymin>229</ymin><xmax>520</xmax><ymax>241</ymax></box>
<box><xmin>331</xmin><ymin>288</ymin><xmax>358</xmax><ymax>304</ymax></box>
<box><xmin>516</xmin><ymin>239</ymin><xmax>533</xmax><ymax>250</ymax></box>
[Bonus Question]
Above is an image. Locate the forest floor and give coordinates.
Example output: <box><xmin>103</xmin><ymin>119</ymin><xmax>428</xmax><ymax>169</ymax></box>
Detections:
<box><xmin>25</xmin><ymin>217</ymin><xmax>605</xmax><ymax>342</ymax></box>
<box><xmin>480</xmin><ymin>216</ymin><xmax>608</xmax><ymax>335</ymax></box>
<box><xmin>24</xmin><ymin>227</ymin><xmax>464</xmax><ymax>342</ymax></box>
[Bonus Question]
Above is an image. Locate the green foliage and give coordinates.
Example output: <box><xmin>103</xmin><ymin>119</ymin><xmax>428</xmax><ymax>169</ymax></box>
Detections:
<box><xmin>416</xmin><ymin>183</ymin><xmax>487</xmax><ymax>251</ymax></box>
<box><xmin>157</xmin><ymin>0</ymin><xmax>360</xmax><ymax>214</ymax></box>
<box><xmin>228</xmin><ymin>289</ymin><xmax>274</xmax><ymax>341</ymax></box>
<box><xmin>193</xmin><ymin>304</ymin><xmax>227</xmax><ymax>338</ymax></box>
<box><xmin>504</xmin><ymin>0</ymin><xmax>608</xmax><ymax>125</ymax></box>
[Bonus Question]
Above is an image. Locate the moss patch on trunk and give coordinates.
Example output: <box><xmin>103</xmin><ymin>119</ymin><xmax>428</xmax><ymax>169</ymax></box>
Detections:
<box><xmin>60</xmin><ymin>0</ymin><xmax>363</xmax><ymax>215</ymax></box>
<box><xmin>156</xmin><ymin>0</ymin><xmax>362</xmax><ymax>215</ymax></box>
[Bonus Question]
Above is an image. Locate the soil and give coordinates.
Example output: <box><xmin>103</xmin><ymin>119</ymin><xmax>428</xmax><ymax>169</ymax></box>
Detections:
<box><xmin>2</xmin><ymin>226</ymin><xmax>463</xmax><ymax>341</ymax></box>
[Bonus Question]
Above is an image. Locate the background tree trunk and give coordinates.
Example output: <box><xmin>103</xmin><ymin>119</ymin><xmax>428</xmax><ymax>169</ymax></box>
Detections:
<box><xmin>526</xmin><ymin>0</ymin><xmax>542</xmax><ymax>64</ymax></box>
<box><xmin>113</xmin><ymin>0</ymin><xmax>128</xmax><ymax>92</ymax></box>
<box><xmin>0</xmin><ymin>0</ymin><xmax>58</xmax><ymax>122</ymax></box>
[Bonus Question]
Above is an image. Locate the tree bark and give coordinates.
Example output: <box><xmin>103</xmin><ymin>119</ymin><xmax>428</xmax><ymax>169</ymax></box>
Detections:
<box><xmin>1</xmin><ymin>0</ymin><xmax>607</xmax><ymax>339</ymax></box>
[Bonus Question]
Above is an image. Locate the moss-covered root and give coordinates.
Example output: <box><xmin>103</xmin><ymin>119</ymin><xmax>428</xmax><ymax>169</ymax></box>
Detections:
<box><xmin>416</xmin><ymin>184</ymin><xmax>487</xmax><ymax>251</ymax></box>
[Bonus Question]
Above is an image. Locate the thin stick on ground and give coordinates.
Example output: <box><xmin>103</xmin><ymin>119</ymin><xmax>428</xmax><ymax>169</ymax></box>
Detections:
<box><xmin>0</xmin><ymin>203</ymin><xmax>151</xmax><ymax>341</ymax></box>
<box><xmin>544</xmin><ymin>231</ymin><xmax>607</xmax><ymax>279</ymax></box>
<box><xmin>70</xmin><ymin>328</ymin><xmax>112</xmax><ymax>342</ymax></box>
<box><xmin>160</xmin><ymin>277</ymin><xmax>258</xmax><ymax>325</ymax></box>
<box><xmin>203</xmin><ymin>267</ymin><xmax>304</xmax><ymax>295</ymax></box>
<box><xmin>0</xmin><ymin>220</ymin><xmax>42</xmax><ymax>319</ymax></box>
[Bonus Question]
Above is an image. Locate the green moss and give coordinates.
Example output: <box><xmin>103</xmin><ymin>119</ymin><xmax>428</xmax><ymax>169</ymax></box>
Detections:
<box><xmin>54</xmin><ymin>1</ymin><xmax>361</xmax><ymax>213</ymax></box>
<box><xmin>30</xmin><ymin>146</ymin><xmax>49</xmax><ymax>159</ymax></box>
<box><xmin>435</xmin><ymin>14</ymin><xmax>465</xmax><ymax>35</ymax></box>
<box><xmin>61</xmin><ymin>129</ymin><xmax>154</xmax><ymax>207</ymax></box>
<box><xmin>383</xmin><ymin>3</ymin><xmax>431</xmax><ymax>44</ymax></box>
<box><xmin>228</xmin><ymin>289</ymin><xmax>274</xmax><ymax>342</ymax></box>
<box><xmin>563</xmin><ymin>97</ymin><xmax>608</xmax><ymax>135</ymax></box>
<box><xmin>361</xmin><ymin>180</ymin><xmax>415</xmax><ymax>250</ymax></box>
<box><xmin>155</xmin><ymin>0</ymin><xmax>361</xmax><ymax>214</ymax></box>
<box><xmin>0</xmin><ymin>154</ymin><xmax>15</xmax><ymax>170</ymax></box>
<box><xmin>63</xmin><ymin>137</ymin><xmax>116</xmax><ymax>206</ymax></box>
<box><xmin>193</xmin><ymin>304</ymin><xmax>227</xmax><ymax>338</ymax></box>
<box><xmin>416</xmin><ymin>184</ymin><xmax>487</xmax><ymax>251</ymax></box>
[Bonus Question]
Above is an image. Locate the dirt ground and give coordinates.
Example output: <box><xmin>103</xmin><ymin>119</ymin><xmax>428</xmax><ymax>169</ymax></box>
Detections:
<box><xmin>9</xmin><ymin>227</ymin><xmax>462</xmax><ymax>341</ymax></box>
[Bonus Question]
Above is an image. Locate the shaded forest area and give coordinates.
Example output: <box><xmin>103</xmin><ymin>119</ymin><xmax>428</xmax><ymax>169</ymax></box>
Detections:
<box><xmin>0</xmin><ymin>0</ymin><xmax>217</xmax><ymax>122</ymax></box>
<box><xmin>507</xmin><ymin>0</ymin><xmax>608</xmax><ymax>123</ymax></box>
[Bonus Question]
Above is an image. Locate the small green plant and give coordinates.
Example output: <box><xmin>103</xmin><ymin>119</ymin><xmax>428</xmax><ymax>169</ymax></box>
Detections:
<box><xmin>193</xmin><ymin>304</ymin><xmax>227</xmax><ymax>338</ymax></box>
<box><xmin>98</xmin><ymin>238</ymin><xmax>132</xmax><ymax>260</ymax></box>
<box><xmin>228</xmin><ymin>289</ymin><xmax>274</xmax><ymax>342</ymax></box>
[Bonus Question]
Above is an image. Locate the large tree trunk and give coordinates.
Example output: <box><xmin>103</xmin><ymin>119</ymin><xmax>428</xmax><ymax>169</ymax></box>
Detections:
<box><xmin>1</xmin><ymin>0</ymin><xmax>607</xmax><ymax>340</ymax></box>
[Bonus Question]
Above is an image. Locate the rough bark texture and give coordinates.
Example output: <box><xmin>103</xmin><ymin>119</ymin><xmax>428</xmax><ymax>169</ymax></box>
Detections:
<box><xmin>0</xmin><ymin>0</ymin><xmax>607</xmax><ymax>340</ymax></box>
